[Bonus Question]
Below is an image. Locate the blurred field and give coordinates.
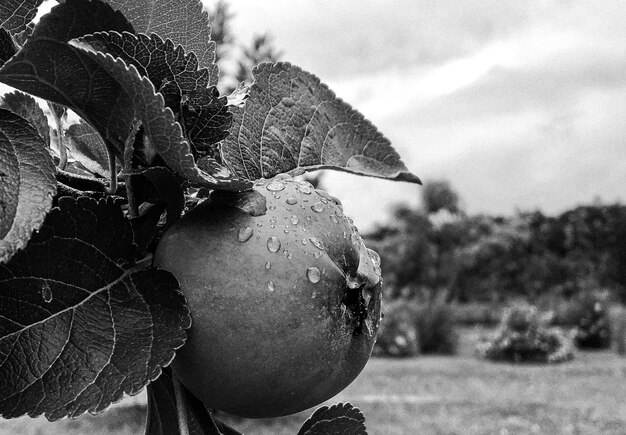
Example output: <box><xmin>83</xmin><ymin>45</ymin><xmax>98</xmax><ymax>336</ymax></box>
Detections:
<box><xmin>3</xmin><ymin>327</ymin><xmax>626</xmax><ymax>435</ymax></box>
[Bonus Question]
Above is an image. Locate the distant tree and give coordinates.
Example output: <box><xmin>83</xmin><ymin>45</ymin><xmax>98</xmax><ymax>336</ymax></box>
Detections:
<box><xmin>206</xmin><ymin>0</ymin><xmax>235</xmax><ymax>64</ymax></box>
<box><xmin>422</xmin><ymin>179</ymin><xmax>460</xmax><ymax>214</ymax></box>
<box><xmin>235</xmin><ymin>32</ymin><xmax>283</xmax><ymax>85</ymax></box>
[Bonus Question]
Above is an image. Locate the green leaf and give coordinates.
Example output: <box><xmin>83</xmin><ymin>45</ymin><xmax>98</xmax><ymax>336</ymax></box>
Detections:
<box><xmin>66</xmin><ymin>121</ymin><xmax>111</xmax><ymax>177</ymax></box>
<box><xmin>0</xmin><ymin>197</ymin><xmax>191</xmax><ymax>420</ymax></box>
<box><xmin>76</xmin><ymin>31</ymin><xmax>229</xmax><ymax>155</ymax></box>
<box><xmin>221</xmin><ymin>62</ymin><xmax>421</xmax><ymax>184</ymax></box>
<box><xmin>298</xmin><ymin>403</ymin><xmax>367</xmax><ymax>435</ymax></box>
<box><xmin>0</xmin><ymin>108</ymin><xmax>56</xmax><ymax>263</ymax></box>
<box><xmin>102</xmin><ymin>0</ymin><xmax>217</xmax><ymax>74</ymax></box>
<box><xmin>0</xmin><ymin>91</ymin><xmax>50</xmax><ymax>146</ymax></box>
<box><xmin>0</xmin><ymin>0</ymin><xmax>44</xmax><ymax>35</ymax></box>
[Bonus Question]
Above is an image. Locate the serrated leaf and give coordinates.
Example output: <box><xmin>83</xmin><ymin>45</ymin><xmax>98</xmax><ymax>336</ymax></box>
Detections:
<box><xmin>0</xmin><ymin>28</ymin><xmax>16</xmax><ymax>67</ymax></box>
<box><xmin>66</xmin><ymin>121</ymin><xmax>111</xmax><ymax>177</ymax></box>
<box><xmin>0</xmin><ymin>0</ymin><xmax>44</xmax><ymax>35</ymax></box>
<box><xmin>298</xmin><ymin>403</ymin><xmax>367</xmax><ymax>435</ymax></box>
<box><xmin>146</xmin><ymin>367</ymin><xmax>242</xmax><ymax>435</ymax></box>
<box><xmin>0</xmin><ymin>197</ymin><xmax>191</xmax><ymax>420</ymax></box>
<box><xmin>0</xmin><ymin>108</ymin><xmax>56</xmax><ymax>263</ymax></box>
<box><xmin>76</xmin><ymin>31</ymin><xmax>229</xmax><ymax>154</ymax></box>
<box><xmin>71</xmin><ymin>47</ymin><xmax>249</xmax><ymax>190</ymax></box>
<box><xmin>221</xmin><ymin>62</ymin><xmax>421</xmax><ymax>184</ymax></box>
<box><xmin>0</xmin><ymin>0</ymin><xmax>248</xmax><ymax>190</ymax></box>
<box><xmin>102</xmin><ymin>0</ymin><xmax>216</xmax><ymax>74</ymax></box>
<box><xmin>0</xmin><ymin>91</ymin><xmax>50</xmax><ymax>146</ymax></box>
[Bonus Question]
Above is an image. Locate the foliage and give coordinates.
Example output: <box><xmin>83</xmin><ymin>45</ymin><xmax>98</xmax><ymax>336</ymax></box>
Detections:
<box><xmin>374</xmin><ymin>296</ymin><xmax>458</xmax><ymax>357</ymax></box>
<box><xmin>366</xmin><ymin>179</ymin><xmax>626</xmax><ymax>305</ymax></box>
<box><xmin>477</xmin><ymin>303</ymin><xmax>574</xmax><ymax>364</ymax></box>
<box><xmin>0</xmin><ymin>0</ymin><xmax>419</xmax><ymax>433</ymax></box>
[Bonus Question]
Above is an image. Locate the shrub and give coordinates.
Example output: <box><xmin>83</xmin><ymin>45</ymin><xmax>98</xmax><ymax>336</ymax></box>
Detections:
<box><xmin>477</xmin><ymin>303</ymin><xmax>574</xmax><ymax>363</ymax></box>
<box><xmin>571</xmin><ymin>291</ymin><xmax>612</xmax><ymax>349</ymax></box>
<box><xmin>374</xmin><ymin>296</ymin><xmax>458</xmax><ymax>357</ymax></box>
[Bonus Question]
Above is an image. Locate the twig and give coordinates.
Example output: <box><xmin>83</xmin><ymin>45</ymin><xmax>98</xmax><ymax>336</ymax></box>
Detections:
<box><xmin>124</xmin><ymin>120</ymin><xmax>143</xmax><ymax>217</ymax></box>
<box><xmin>48</xmin><ymin>102</ymin><xmax>67</xmax><ymax>170</ymax></box>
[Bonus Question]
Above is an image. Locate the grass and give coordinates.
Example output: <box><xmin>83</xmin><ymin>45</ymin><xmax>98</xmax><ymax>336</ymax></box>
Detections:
<box><xmin>3</xmin><ymin>327</ymin><xmax>626</xmax><ymax>434</ymax></box>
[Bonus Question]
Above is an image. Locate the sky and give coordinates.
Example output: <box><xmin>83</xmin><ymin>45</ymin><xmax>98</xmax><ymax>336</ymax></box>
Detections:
<box><xmin>214</xmin><ymin>0</ymin><xmax>626</xmax><ymax>230</ymax></box>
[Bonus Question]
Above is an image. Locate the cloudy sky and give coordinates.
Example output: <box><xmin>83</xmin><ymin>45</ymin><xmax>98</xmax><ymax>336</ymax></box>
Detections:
<box><xmin>215</xmin><ymin>0</ymin><xmax>626</xmax><ymax>230</ymax></box>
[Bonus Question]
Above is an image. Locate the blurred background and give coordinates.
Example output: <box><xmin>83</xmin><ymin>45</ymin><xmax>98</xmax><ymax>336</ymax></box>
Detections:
<box><xmin>3</xmin><ymin>0</ymin><xmax>626</xmax><ymax>434</ymax></box>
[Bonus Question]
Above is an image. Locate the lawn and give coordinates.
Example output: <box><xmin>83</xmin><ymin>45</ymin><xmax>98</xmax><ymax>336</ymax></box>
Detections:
<box><xmin>3</xmin><ymin>327</ymin><xmax>626</xmax><ymax>434</ymax></box>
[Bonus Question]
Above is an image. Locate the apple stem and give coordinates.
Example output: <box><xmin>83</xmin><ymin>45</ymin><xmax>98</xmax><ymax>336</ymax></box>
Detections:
<box><xmin>173</xmin><ymin>377</ymin><xmax>191</xmax><ymax>435</ymax></box>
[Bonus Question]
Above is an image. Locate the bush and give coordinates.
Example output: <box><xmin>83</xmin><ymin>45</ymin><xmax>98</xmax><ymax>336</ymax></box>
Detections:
<box><xmin>571</xmin><ymin>292</ymin><xmax>612</xmax><ymax>349</ymax></box>
<box><xmin>449</xmin><ymin>302</ymin><xmax>503</xmax><ymax>326</ymax></box>
<box><xmin>477</xmin><ymin>303</ymin><xmax>574</xmax><ymax>364</ymax></box>
<box><xmin>374</xmin><ymin>296</ymin><xmax>458</xmax><ymax>357</ymax></box>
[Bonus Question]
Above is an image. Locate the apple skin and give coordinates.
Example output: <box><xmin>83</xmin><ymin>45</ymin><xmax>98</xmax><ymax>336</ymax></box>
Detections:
<box><xmin>154</xmin><ymin>176</ymin><xmax>382</xmax><ymax>418</ymax></box>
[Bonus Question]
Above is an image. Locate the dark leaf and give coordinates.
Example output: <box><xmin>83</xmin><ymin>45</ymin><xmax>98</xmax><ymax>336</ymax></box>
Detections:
<box><xmin>0</xmin><ymin>0</ymin><xmax>248</xmax><ymax>189</ymax></box>
<box><xmin>71</xmin><ymin>46</ymin><xmax>248</xmax><ymax>189</ymax></box>
<box><xmin>102</xmin><ymin>0</ymin><xmax>216</xmax><ymax>73</ymax></box>
<box><xmin>132</xmin><ymin>166</ymin><xmax>185</xmax><ymax>226</ymax></box>
<box><xmin>146</xmin><ymin>367</ymin><xmax>242</xmax><ymax>435</ymax></box>
<box><xmin>66</xmin><ymin>121</ymin><xmax>111</xmax><ymax>177</ymax></box>
<box><xmin>0</xmin><ymin>28</ymin><xmax>16</xmax><ymax>67</ymax></box>
<box><xmin>298</xmin><ymin>403</ymin><xmax>367</xmax><ymax>435</ymax></box>
<box><xmin>0</xmin><ymin>197</ymin><xmax>190</xmax><ymax>420</ymax></box>
<box><xmin>0</xmin><ymin>91</ymin><xmax>50</xmax><ymax>146</ymax></box>
<box><xmin>0</xmin><ymin>0</ymin><xmax>44</xmax><ymax>35</ymax></box>
<box><xmin>0</xmin><ymin>108</ymin><xmax>56</xmax><ymax>263</ymax></box>
<box><xmin>221</xmin><ymin>62</ymin><xmax>421</xmax><ymax>184</ymax></box>
<box><xmin>76</xmin><ymin>31</ymin><xmax>229</xmax><ymax>154</ymax></box>
<box><xmin>13</xmin><ymin>22</ymin><xmax>34</xmax><ymax>47</ymax></box>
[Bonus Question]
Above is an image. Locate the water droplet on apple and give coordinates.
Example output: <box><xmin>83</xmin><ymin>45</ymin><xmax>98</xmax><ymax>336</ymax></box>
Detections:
<box><xmin>307</xmin><ymin>267</ymin><xmax>321</xmax><ymax>283</ymax></box>
<box><xmin>265</xmin><ymin>261</ymin><xmax>271</xmax><ymax>269</ymax></box>
<box><xmin>290</xmin><ymin>215</ymin><xmax>299</xmax><ymax>225</ymax></box>
<box><xmin>238</xmin><ymin>227</ymin><xmax>254</xmax><ymax>242</ymax></box>
<box><xmin>335</xmin><ymin>209</ymin><xmax>344</xmax><ymax>218</ymax></box>
<box><xmin>309</xmin><ymin>237</ymin><xmax>324</xmax><ymax>250</ymax></box>
<box><xmin>286</xmin><ymin>197</ymin><xmax>298</xmax><ymax>205</ymax></box>
<box><xmin>311</xmin><ymin>202</ymin><xmax>325</xmax><ymax>213</ymax></box>
<box><xmin>296</xmin><ymin>182</ymin><xmax>313</xmax><ymax>195</ymax></box>
<box><xmin>368</xmin><ymin>248</ymin><xmax>381</xmax><ymax>267</ymax></box>
<box><xmin>267</xmin><ymin>281</ymin><xmax>275</xmax><ymax>292</ymax></box>
<box><xmin>267</xmin><ymin>236</ymin><xmax>281</xmax><ymax>253</ymax></box>
<box><xmin>266</xmin><ymin>180</ymin><xmax>286</xmax><ymax>192</ymax></box>
<box><xmin>330</xmin><ymin>215</ymin><xmax>339</xmax><ymax>224</ymax></box>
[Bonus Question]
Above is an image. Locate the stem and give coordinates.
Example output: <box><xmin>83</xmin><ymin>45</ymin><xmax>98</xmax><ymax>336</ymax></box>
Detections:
<box><xmin>48</xmin><ymin>102</ymin><xmax>67</xmax><ymax>170</ymax></box>
<box><xmin>106</xmin><ymin>148</ymin><xmax>118</xmax><ymax>195</ymax></box>
<box><xmin>173</xmin><ymin>377</ymin><xmax>191</xmax><ymax>435</ymax></box>
<box><xmin>123</xmin><ymin>120</ymin><xmax>143</xmax><ymax>218</ymax></box>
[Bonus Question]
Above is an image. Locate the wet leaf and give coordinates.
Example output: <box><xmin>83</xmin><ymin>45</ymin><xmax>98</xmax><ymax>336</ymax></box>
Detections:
<box><xmin>0</xmin><ymin>108</ymin><xmax>56</xmax><ymax>263</ymax></box>
<box><xmin>102</xmin><ymin>0</ymin><xmax>216</xmax><ymax>73</ymax></box>
<box><xmin>0</xmin><ymin>197</ymin><xmax>190</xmax><ymax>420</ymax></box>
<box><xmin>0</xmin><ymin>28</ymin><xmax>16</xmax><ymax>66</ymax></box>
<box><xmin>221</xmin><ymin>62</ymin><xmax>420</xmax><ymax>184</ymax></box>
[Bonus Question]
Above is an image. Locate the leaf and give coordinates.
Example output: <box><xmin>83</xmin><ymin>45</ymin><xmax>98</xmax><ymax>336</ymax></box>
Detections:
<box><xmin>76</xmin><ymin>31</ymin><xmax>229</xmax><ymax>154</ymax></box>
<box><xmin>0</xmin><ymin>28</ymin><xmax>16</xmax><ymax>67</ymax></box>
<box><xmin>0</xmin><ymin>0</ymin><xmax>44</xmax><ymax>35</ymax></box>
<box><xmin>66</xmin><ymin>121</ymin><xmax>111</xmax><ymax>177</ymax></box>
<box><xmin>146</xmin><ymin>367</ymin><xmax>242</xmax><ymax>435</ymax></box>
<box><xmin>71</xmin><ymin>46</ymin><xmax>249</xmax><ymax>190</ymax></box>
<box><xmin>298</xmin><ymin>403</ymin><xmax>367</xmax><ymax>435</ymax></box>
<box><xmin>0</xmin><ymin>197</ymin><xmax>191</xmax><ymax>420</ymax></box>
<box><xmin>0</xmin><ymin>91</ymin><xmax>50</xmax><ymax>146</ymax></box>
<box><xmin>102</xmin><ymin>0</ymin><xmax>217</xmax><ymax>74</ymax></box>
<box><xmin>221</xmin><ymin>62</ymin><xmax>421</xmax><ymax>184</ymax></box>
<box><xmin>0</xmin><ymin>108</ymin><xmax>56</xmax><ymax>263</ymax></box>
<box><xmin>0</xmin><ymin>0</ymin><xmax>248</xmax><ymax>190</ymax></box>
